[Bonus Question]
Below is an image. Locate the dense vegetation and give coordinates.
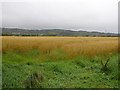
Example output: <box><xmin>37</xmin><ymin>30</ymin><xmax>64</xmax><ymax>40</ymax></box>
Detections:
<box><xmin>2</xmin><ymin>36</ymin><xmax>119</xmax><ymax>88</ymax></box>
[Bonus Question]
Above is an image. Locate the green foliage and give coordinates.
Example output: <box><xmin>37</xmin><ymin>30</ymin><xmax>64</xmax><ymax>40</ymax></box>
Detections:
<box><xmin>2</xmin><ymin>50</ymin><xmax>118</xmax><ymax>88</ymax></box>
<box><xmin>24</xmin><ymin>72</ymin><xmax>43</xmax><ymax>88</ymax></box>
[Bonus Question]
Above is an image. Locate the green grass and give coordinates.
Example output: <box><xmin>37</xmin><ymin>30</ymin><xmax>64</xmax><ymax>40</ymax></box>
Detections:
<box><xmin>2</xmin><ymin>50</ymin><xmax>119</xmax><ymax>88</ymax></box>
<box><xmin>0</xmin><ymin>53</ymin><xmax>2</xmax><ymax>89</ymax></box>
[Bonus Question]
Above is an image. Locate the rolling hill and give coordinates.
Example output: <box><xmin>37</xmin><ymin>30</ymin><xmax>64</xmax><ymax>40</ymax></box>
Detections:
<box><xmin>2</xmin><ymin>28</ymin><xmax>118</xmax><ymax>37</ymax></box>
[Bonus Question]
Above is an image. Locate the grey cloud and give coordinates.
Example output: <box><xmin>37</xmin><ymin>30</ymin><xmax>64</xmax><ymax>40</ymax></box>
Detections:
<box><xmin>2</xmin><ymin>0</ymin><xmax>118</xmax><ymax>33</ymax></box>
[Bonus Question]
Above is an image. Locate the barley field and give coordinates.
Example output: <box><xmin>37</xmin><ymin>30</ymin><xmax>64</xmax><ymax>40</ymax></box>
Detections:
<box><xmin>2</xmin><ymin>36</ymin><xmax>119</xmax><ymax>88</ymax></box>
<box><xmin>2</xmin><ymin>36</ymin><xmax>118</xmax><ymax>57</ymax></box>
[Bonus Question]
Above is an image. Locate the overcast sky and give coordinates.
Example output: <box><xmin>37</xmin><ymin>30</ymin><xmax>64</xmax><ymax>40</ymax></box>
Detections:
<box><xmin>1</xmin><ymin>0</ymin><xmax>119</xmax><ymax>33</ymax></box>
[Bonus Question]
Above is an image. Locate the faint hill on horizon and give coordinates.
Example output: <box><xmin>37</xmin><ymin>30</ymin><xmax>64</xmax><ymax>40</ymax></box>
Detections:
<box><xmin>1</xmin><ymin>28</ymin><xmax>118</xmax><ymax>37</ymax></box>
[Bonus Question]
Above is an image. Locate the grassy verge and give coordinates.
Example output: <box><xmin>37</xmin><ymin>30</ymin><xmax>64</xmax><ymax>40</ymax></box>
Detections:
<box><xmin>2</xmin><ymin>50</ymin><xmax>118</xmax><ymax>88</ymax></box>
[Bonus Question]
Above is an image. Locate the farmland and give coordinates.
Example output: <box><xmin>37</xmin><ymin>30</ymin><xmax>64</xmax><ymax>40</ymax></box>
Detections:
<box><xmin>1</xmin><ymin>36</ymin><xmax>119</xmax><ymax>88</ymax></box>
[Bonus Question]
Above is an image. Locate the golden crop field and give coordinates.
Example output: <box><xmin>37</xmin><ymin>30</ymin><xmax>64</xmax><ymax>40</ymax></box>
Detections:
<box><xmin>2</xmin><ymin>36</ymin><xmax>118</xmax><ymax>58</ymax></box>
<box><xmin>2</xmin><ymin>36</ymin><xmax>119</xmax><ymax>88</ymax></box>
